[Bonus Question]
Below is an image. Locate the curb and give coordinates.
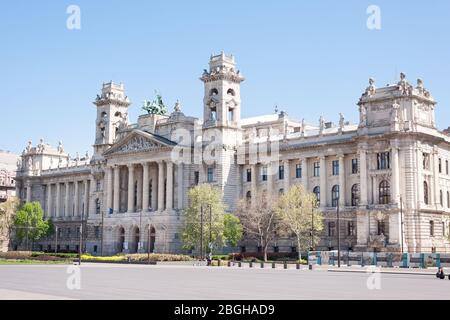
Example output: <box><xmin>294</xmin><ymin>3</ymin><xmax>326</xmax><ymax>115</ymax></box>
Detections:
<box><xmin>327</xmin><ymin>268</ymin><xmax>434</xmax><ymax>276</ymax></box>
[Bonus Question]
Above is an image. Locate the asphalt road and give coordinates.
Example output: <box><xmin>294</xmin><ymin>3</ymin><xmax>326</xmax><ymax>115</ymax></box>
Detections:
<box><xmin>0</xmin><ymin>263</ymin><xmax>448</xmax><ymax>300</ymax></box>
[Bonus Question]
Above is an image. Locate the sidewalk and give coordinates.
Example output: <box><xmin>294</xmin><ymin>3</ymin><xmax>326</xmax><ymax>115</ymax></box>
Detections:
<box><xmin>324</xmin><ymin>265</ymin><xmax>439</xmax><ymax>276</ymax></box>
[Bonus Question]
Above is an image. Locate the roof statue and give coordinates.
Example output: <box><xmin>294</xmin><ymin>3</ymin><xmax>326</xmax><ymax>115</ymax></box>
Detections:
<box><xmin>142</xmin><ymin>91</ymin><xmax>168</xmax><ymax>115</ymax></box>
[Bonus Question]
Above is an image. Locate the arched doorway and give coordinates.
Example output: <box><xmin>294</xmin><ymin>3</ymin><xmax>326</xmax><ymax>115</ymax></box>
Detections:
<box><xmin>148</xmin><ymin>226</ymin><xmax>156</xmax><ymax>253</ymax></box>
<box><xmin>118</xmin><ymin>227</ymin><xmax>125</xmax><ymax>253</ymax></box>
<box><xmin>132</xmin><ymin>227</ymin><xmax>140</xmax><ymax>253</ymax></box>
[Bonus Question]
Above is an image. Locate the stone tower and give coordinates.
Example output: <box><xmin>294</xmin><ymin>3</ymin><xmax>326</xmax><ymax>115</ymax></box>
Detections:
<box><xmin>92</xmin><ymin>82</ymin><xmax>130</xmax><ymax>158</ymax></box>
<box><xmin>200</xmin><ymin>53</ymin><xmax>245</xmax><ymax>210</ymax></box>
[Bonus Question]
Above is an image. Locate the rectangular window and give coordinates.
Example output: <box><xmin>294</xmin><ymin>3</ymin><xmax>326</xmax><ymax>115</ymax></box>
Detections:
<box><xmin>348</xmin><ymin>221</ymin><xmax>355</xmax><ymax>236</ymax></box>
<box><xmin>207</xmin><ymin>167</ymin><xmax>214</xmax><ymax>183</ymax></box>
<box><xmin>352</xmin><ymin>158</ymin><xmax>359</xmax><ymax>174</ymax></box>
<box><xmin>377</xmin><ymin>152</ymin><xmax>390</xmax><ymax>170</ymax></box>
<box><xmin>328</xmin><ymin>222</ymin><xmax>336</xmax><ymax>237</ymax></box>
<box><xmin>439</xmin><ymin>158</ymin><xmax>442</xmax><ymax>173</ymax></box>
<box><xmin>279</xmin><ymin>165</ymin><xmax>284</xmax><ymax>180</ymax></box>
<box><xmin>313</xmin><ymin>162</ymin><xmax>320</xmax><ymax>177</ymax></box>
<box><xmin>296</xmin><ymin>164</ymin><xmax>302</xmax><ymax>178</ymax></box>
<box><xmin>377</xmin><ymin>220</ymin><xmax>386</xmax><ymax>236</ymax></box>
<box><xmin>262</xmin><ymin>166</ymin><xmax>268</xmax><ymax>181</ymax></box>
<box><xmin>246</xmin><ymin>169</ymin><xmax>251</xmax><ymax>182</ymax></box>
<box><xmin>194</xmin><ymin>171</ymin><xmax>199</xmax><ymax>185</ymax></box>
<box><xmin>93</xmin><ymin>245</ymin><xmax>98</xmax><ymax>253</ymax></box>
<box><xmin>446</xmin><ymin>160</ymin><xmax>449</xmax><ymax>175</ymax></box>
<box><xmin>423</xmin><ymin>153</ymin><xmax>430</xmax><ymax>170</ymax></box>
<box><xmin>332</xmin><ymin>160</ymin><xmax>339</xmax><ymax>176</ymax></box>
<box><xmin>94</xmin><ymin>226</ymin><xmax>100</xmax><ymax>239</ymax></box>
<box><xmin>96</xmin><ymin>180</ymin><xmax>101</xmax><ymax>192</ymax></box>
<box><xmin>430</xmin><ymin>221</ymin><xmax>435</xmax><ymax>237</ymax></box>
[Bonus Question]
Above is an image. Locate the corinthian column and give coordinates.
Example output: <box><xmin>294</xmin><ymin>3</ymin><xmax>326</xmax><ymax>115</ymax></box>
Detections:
<box><xmin>301</xmin><ymin>158</ymin><xmax>308</xmax><ymax>191</ymax></box>
<box><xmin>127</xmin><ymin>164</ymin><xmax>135</xmax><ymax>213</ymax></box>
<box><xmin>391</xmin><ymin>145</ymin><xmax>400</xmax><ymax>205</ymax></box>
<box><xmin>166</xmin><ymin>161</ymin><xmax>173</xmax><ymax>210</ymax></box>
<box><xmin>142</xmin><ymin>162</ymin><xmax>150</xmax><ymax>212</ymax></box>
<box><xmin>74</xmin><ymin>181</ymin><xmax>79</xmax><ymax>217</ymax></box>
<box><xmin>157</xmin><ymin>161</ymin><xmax>164</xmax><ymax>211</ymax></box>
<box><xmin>319</xmin><ymin>156</ymin><xmax>326</xmax><ymax>208</ymax></box>
<box><xmin>177</xmin><ymin>163</ymin><xmax>184</xmax><ymax>209</ymax></box>
<box><xmin>47</xmin><ymin>184</ymin><xmax>52</xmax><ymax>217</ymax></box>
<box><xmin>338</xmin><ymin>154</ymin><xmax>345</xmax><ymax>207</ymax></box>
<box><xmin>251</xmin><ymin>164</ymin><xmax>257</xmax><ymax>208</ymax></box>
<box><xmin>83</xmin><ymin>180</ymin><xmax>89</xmax><ymax>218</ymax></box>
<box><xmin>359</xmin><ymin>149</ymin><xmax>368</xmax><ymax>206</ymax></box>
<box><xmin>106</xmin><ymin>166</ymin><xmax>113</xmax><ymax>214</ymax></box>
<box><xmin>284</xmin><ymin>159</ymin><xmax>290</xmax><ymax>192</ymax></box>
<box><xmin>64</xmin><ymin>182</ymin><xmax>70</xmax><ymax>217</ymax></box>
<box><xmin>56</xmin><ymin>183</ymin><xmax>61</xmax><ymax>217</ymax></box>
<box><xmin>113</xmin><ymin>166</ymin><xmax>120</xmax><ymax>213</ymax></box>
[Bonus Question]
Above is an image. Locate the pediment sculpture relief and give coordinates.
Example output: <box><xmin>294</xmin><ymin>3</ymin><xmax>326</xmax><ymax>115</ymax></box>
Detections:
<box><xmin>115</xmin><ymin>136</ymin><xmax>162</xmax><ymax>154</ymax></box>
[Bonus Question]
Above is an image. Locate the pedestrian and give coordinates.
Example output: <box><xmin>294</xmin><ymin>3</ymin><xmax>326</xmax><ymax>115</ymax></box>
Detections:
<box><xmin>436</xmin><ymin>267</ymin><xmax>445</xmax><ymax>279</ymax></box>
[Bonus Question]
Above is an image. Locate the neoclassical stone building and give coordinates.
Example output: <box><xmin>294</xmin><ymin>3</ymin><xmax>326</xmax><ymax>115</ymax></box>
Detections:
<box><xmin>14</xmin><ymin>53</ymin><xmax>450</xmax><ymax>254</ymax></box>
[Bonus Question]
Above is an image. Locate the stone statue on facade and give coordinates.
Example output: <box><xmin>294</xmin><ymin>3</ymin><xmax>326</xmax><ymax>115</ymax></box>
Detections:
<box><xmin>359</xmin><ymin>105</ymin><xmax>367</xmax><ymax>126</ymax></box>
<box><xmin>66</xmin><ymin>154</ymin><xmax>70</xmax><ymax>168</ymax></box>
<box><xmin>174</xmin><ymin>100</ymin><xmax>181</xmax><ymax>113</ymax></box>
<box><xmin>365</xmin><ymin>78</ymin><xmax>376</xmax><ymax>97</ymax></box>
<box><xmin>16</xmin><ymin>158</ymin><xmax>22</xmax><ymax>170</ymax></box>
<box><xmin>339</xmin><ymin>113</ymin><xmax>345</xmax><ymax>129</ymax></box>
<box><xmin>26</xmin><ymin>141</ymin><xmax>32</xmax><ymax>153</ymax></box>
<box><xmin>27</xmin><ymin>157</ymin><xmax>33</xmax><ymax>170</ymax></box>
<box><xmin>319</xmin><ymin>116</ymin><xmax>324</xmax><ymax>135</ymax></box>
<box><xmin>391</xmin><ymin>100</ymin><xmax>400</xmax><ymax>122</ymax></box>
<box><xmin>37</xmin><ymin>138</ymin><xmax>45</xmax><ymax>153</ymax></box>
<box><xmin>57</xmin><ymin>141</ymin><xmax>64</xmax><ymax>154</ymax></box>
<box><xmin>75</xmin><ymin>152</ymin><xmax>80</xmax><ymax>166</ymax></box>
<box><xmin>300</xmin><ymin>118</ymin><xmax>305</xmax><ymax>137</ymax></box>
<box><xmin>398</xmin><ymin>72</ymin><xmax>413</xmax><ymax>95</ymax></box>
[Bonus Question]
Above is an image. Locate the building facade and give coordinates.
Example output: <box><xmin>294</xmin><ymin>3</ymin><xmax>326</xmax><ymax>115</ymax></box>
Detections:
<box><xmin>14</xmin><ymin>53</ymin><xmax>450</xmax><ymax>254</ymax></box>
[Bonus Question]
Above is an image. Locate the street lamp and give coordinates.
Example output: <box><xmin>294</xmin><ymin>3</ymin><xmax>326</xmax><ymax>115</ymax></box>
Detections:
<box><xmin>55</xmin><ymin>226</ymin><xmax>58</xmax><ymax>253</ymax></box>
<box><xmin>336</xmin><ymin>194</ymin><xmax>341</xmax><ymax>268</ymax></box>
<box><xmin>400</xmin><ymin>195</ymin><xmax>404</xmax><ymax>254</ymax></box>
<box><xmin>200</xmin><ymin>205</ymin><xmax>204</xmax><ymax>261</ymax></box>
<box><xmin>310</xmin><ymin>199</ymin><xmax>315</xmax><ymax>251</ymax></box>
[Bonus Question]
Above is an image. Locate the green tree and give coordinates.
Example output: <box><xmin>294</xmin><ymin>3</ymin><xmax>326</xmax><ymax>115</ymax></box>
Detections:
<box><xmin>275</xmin><ymin>184</ymin><xmax>324</xmax><ymax>259</ymax></box>
<box><xmin>223</xmin><ymin>213</ymin><xmax>243</xmax><ymax>247</ymax></box>
<box><xmin>182</xmin><ymin>184</ymin><xmax>226</xmax><ymax>258</ymax></box>
<box><xmin>14</xmin><ymin>202</ymin><xmax>49</xmax><ymax>250</ymax></box>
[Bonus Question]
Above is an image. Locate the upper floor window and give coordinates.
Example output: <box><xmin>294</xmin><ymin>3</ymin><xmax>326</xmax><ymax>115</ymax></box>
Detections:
<box><xmin>313</xmin><ymin>186</ymin><xmax>320</xmax><ymax>205</ymax></box>
<box><xmin>207</xmin><ymin>167</ymin><xmax>214</xmax><ymax>183</ymax></box>
<box><xmin>377</xmin><ymin>152</ymin><xmax>390</xmax><ymax>170</ymax></box>
<box><xmin>194</xmin><ymin>171</ymin><xmax>199</xmax><ymax>185</ymax></box>
<box><xmin>331</xmin><ymin>185</ymin><xmax>340</xmax><ymax>207</ymax></box>
<box><xmin>423</xmin><ymin>153</ymin><xmax>430</xmax><ymax>170</ymax></box>
<box><xmin>439</xmin><ymin>158</ymin><xmax>442</xmax><ymax>173</ymax></box>
<box><xmin>95</xmin><ymin>199</ymin><xmax>101</xmax><ymax>214</ymax></box>
<box><xmin>348</xmin><ymin>221</ymin><xmax>356</xmax><ymax>236</ymax></box>
<box><xmin>446</xmin><ymin>160</ymin><xmax>449</xmax><ymax>175</ymax></box>
<box><xmin>279</xmin><ymin>165</ymin><xmax>284</xmax><ymax>180</ymax></box>
<box><xmin>379</xmin><ymin>180</ymin><xmax>390</xmax><ymax>204</ymax></box>
<box><xmin>440</xmin><ymin>190</ymin><xmax>444</xmax><ymax>206</ymax></box>
<box><xmin>332</xmin><ymin>160</ymin><xmax>339</xmax><ymax>176</ymax></box>
<box><xmin>96</xmin><ymin>180</ymin><xmax>101</xmax><ymax>192</ymax></box>
<box><xmin>424</xmin><ymin>181</ymin><xmax>429</xmax><ymax>205</ymax></box>
<box><xmin>351</xmin><ymin>184</ymin><xmax>359</xmax><ymax>206</ymax></box>
<box><xmin>246</xmin><ymin>169</ymin><xmax>251</xmax><ymax>182</ymax></box>
<box><xmin>313</xmin><ymin>162</ymin><xmax>320</xmax><ymax>177</ymax></box>
<box><xmin>262</xmin><ymin>166</ymin><xmax>268</xmax><ymax>181</ymax></box>
<box><xmin>328</xmin><ymin>221</ymin><xmax>336</xmax><ymax>237</ymax></box>
<box><xmin>296</xmin><ymin>164</ymin><xmax>302</xmax><ymax>178</ymax></box>
<box><xmin>430</xmin><ymin>220</ymin><xmax>435</xmax><ymax>237</ymax></box>
<box><xmin>352</xmin><ymin>158</ymin><xmax>359</xmax><ymax>174</ymax></box>
<box><xmin>377</xmin><ymin>220</ymin><xmax>386</xmax><ymax>236</ymax></box>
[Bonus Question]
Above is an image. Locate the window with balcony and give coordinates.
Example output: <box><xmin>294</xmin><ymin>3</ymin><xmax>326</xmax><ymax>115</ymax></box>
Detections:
<box><xmin>377</xmin><ymin>152</ymin><xmax>390</xmax><ymax>170</ymax></box>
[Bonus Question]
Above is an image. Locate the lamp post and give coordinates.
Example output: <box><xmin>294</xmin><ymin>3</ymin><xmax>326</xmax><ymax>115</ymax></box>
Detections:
<box><xmin>337</xmin><ymin>195</ymin><xmax>341</xmax><ymax>268</ymax></box>
<box><xmin>310</xmin><ymin>200</ymin><xmax>314</xmax><ymax>251</ymax></box>
<box><xmin>78</xmin><ymin>224</ymin><xmax>82</xmax><ymax>265</ymax></box>
<box><xmin>200</xmin><ymin>205</ymin><xmax>204</xmax><ymax>261</ymax></box>
<box><xmin>54</xmin><ymin>226</ymin><xmax>58</xmax><ymax>253</ymax></box>
<box><xmin>209</xmin><ymin>204</ymin><xmax>212</xmax><ymax>258</ymax></box>
<box><xmin>147</xmin><ymin>225</ymin><xmax>151</xmax><ymax>263</ymax></box>
<box><xmin>400</xmin><ymin>195</ymin><xmax>404</xmax><ymax>254</ymax></box>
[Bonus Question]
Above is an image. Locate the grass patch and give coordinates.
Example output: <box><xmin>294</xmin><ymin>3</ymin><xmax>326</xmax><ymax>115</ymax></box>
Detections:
<box><xmin>81</xmin><ymin>253</ymin><xmax>195</xmax><ymax>263</ymax></box>
<box><xmin>0</xmin><ymin>258</ymin><xmax>69</xmax><ymax>265</ymax></box>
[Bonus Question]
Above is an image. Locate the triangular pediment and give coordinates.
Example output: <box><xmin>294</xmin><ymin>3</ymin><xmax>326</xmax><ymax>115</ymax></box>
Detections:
<box><xmin>104</xmin><ymin>130</ymin><xmax>176</xmax><ymax>156</ymax></box>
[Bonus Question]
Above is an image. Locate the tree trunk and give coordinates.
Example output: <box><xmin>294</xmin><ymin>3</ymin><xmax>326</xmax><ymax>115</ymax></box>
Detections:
<box><xmin>297</xmin><ymin>238</ymin><xmax>302</xmax><ymax>261</ymax></box>
<box><xmin>263</xmin><ymin>244</ymin><xmax>268</xmax><ymax>262</ymax></box>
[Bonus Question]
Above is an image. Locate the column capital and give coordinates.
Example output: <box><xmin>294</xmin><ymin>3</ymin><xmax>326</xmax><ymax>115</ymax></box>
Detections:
<box><xmin>337</xmin><ymin>153</ymin><xmax>345</xmax><ymax>159</ymax></box>
<box><xmin>127</xmin><ymin>163</ymin><xmax>135</xmax><ymax>169</ymax></box>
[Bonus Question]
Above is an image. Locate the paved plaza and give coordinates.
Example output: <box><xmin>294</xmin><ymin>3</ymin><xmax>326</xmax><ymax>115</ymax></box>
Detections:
<box><xmin>0</xmin><ymin>263</ymin><xmax>448</xmax><ymax>300</ymax></box>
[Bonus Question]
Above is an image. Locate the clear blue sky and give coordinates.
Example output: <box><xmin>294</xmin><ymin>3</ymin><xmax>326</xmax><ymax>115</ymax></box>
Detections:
<box><xmin>2</xmin><ymin>1</ymin><xmax>450</xmax><ymax>156</ymax></box>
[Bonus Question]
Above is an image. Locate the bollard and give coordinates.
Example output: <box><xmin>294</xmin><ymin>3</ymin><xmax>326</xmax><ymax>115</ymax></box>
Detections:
<box><xmin>296</xmin><ymin>263</ymin><xmax>300</xmax><ymax>270</ymax></box>
<box><xmin>284</xmin><ymin>261</ymin><xmax>287</xmax><ymax>269</ymax></box>
<box><xmin>218</xmin><ymin>259</ymin><xmax>221</xmax><ymax>267</ymax></box>
<box><xmin>227</xmin><ymin>261</ymin><xmax>231</xmax><ymax>267</ymax></box>
<box><xmin>249</xmin><ymin>261</ymin><xmax>253</xmax><ymax>268</ymax></box>
<box><xmin>308</xmin><ymin>264</ymin><xmax>313</xmax><ymax>270</ymax></box>
<box><xmin>272</xmin><ymin>262</ymin><xmax>276</xmax><ymax>269</ymax></box>
<box><xmin>261</xmin><ymin>262</ymin><xmax>264</xmax><ymax>268</ymax></box>
<box><xmin>238</xmin><ymin>261</ymin><xmax>242</xmax><ymax>268</ymax></box>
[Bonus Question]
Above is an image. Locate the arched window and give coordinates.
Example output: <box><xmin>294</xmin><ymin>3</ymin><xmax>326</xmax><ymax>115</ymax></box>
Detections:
<box><xmin>210</xmin><ymin>88</ymin><xmax>218</xmax><ymax>96</ymax></box>
<box><xmin>227</xmin><ymin>88</ymin><xmax>235</xmax><ymax>96</ymax></box>
<box><xmin>331</xmin><ymin>185</ymin><xmax>340</xmax><ymax>207</ymax></box>
<box><xmin>447</xmin><ymin>191</ymin><xmax>450</xmax><ymax>208</ymax></box>
<box><xmin>279</xmin><ymin>188</ymin><xmax>284</xmax><ymax>195</ymax></box>
<box><xmin>245</xmin><ymin>191</ymin><xmax>251</xmax><ymax>207</ymax></box>
<box><xmin>313</xmin><ymin>186</ymin><xmax>320</xmax><ymax>205</ymax></box>
<box><xmin>424</xmin><ymin>181</ymin><xmax>429</xmax><ymax>205</ymax></box>
<box><xmin>379</xmin><ymin>180</ymin><xmax>390</xmax><ymax>204</ymax></box>
<box><xmin>351</xmin><ymin>184</ymin><xmax>360</xmax><ymax>206</ymax></box>
<box><xmin>440</xmin><ymin>190</ymin><xmax>444</xmax><ymax>206</ymax></box>
<box><xmin>114</xmin><ymin>111</ymin><xmax>122</xmax><ymax>117</ymax></box>
<box><xmin>95</xmin><ymin>198</ymin><xmax>101</xmax><ymax>215</ymax></box>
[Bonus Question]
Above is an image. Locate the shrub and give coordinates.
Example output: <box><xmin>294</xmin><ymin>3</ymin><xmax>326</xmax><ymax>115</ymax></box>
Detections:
<box><xmin>81</xmin><ymin>253</ymin><xmax>194</xmax><ymax>263</ymax></box>
<box><xmin>0</xmin><ymin>251</ymin><xmax>32</xmax><ymax>259</ymax></box>
<box><xmin>212</xmin><ymin>255</ymin><xmax>228</xmax><ymax>261</ymax></box>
